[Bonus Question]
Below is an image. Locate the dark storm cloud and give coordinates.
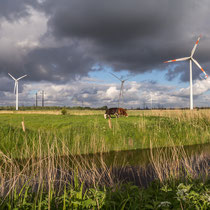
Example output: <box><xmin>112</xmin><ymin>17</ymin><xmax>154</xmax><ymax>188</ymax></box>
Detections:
<box><xmin>48</xmin><ymin>1</ymin><xmax>166</xmax><ymax>43</ymax></box>
<box><xmin>42</xmin><ymin>0</ymin><xmax>210</xmax><ymax>81</ymax></box>
<box><xmin>0</xmin><ymin>44</ymin><xmax>94</xmax><ymax>85</ymax></box>
<box><xmin>0</xmin><ymin>75</ymin><xmax>24</xmax><ymax>95</ymax></box>
<box><xmin>0</xmin><ymin>76</ymin><xmax>13</xmax><ymax>92</ymax></box>
<box><xmin>46</xmin><ymin>0</ymin><xmax>177</xmax><ymax>71</ymax></box>
<box><xmin>23</xmin><ymin>45</ymin><xmax>94</xmax><ymax>82</ymax></box>
<box><xmin>0</xmin><ymin>91</ymin><xmax>5</xmax><ymax>97</ymax></box>
<box><xmin>1</xmin><ymin>0</ymin><xmax>210</xmax><ymax>84</ymax></box>
<box><xmin>0</xmin><ymin>0</ymin><xmax>40</xmax><ymax>20</ymax></box>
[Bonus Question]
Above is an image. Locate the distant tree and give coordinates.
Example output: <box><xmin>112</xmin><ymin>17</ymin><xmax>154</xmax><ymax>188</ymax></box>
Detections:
<box><xmin>100</xmin><ymin>106</ymin><xmax>108</xmax><ymax>110</ymax></box>
<box><xmin>61</xmin><ymin>108</ymin><xmax>67</xmax><ymax>115</ymax></box>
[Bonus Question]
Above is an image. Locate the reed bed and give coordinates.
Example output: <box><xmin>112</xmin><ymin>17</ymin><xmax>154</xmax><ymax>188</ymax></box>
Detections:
<box><xmin>0</xmin><ymin>134</ymin><xmax>209</xmax><ymax>208</ymax></box>
<box><xmin>149</xmin><ymin>140</ymin><xmax>210</xmax><ymax>182</ymax></box>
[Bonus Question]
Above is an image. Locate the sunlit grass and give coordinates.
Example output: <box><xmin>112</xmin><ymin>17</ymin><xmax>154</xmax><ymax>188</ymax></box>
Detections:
<box><xmin>0</xmin><ymin>110</ymin><xmax>209</xmax><ymax>157</ymax></box>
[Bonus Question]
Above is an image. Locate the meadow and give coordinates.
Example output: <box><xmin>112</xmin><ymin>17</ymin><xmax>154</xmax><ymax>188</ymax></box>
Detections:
<box><xmin>0</xmin><ymin>109</ymin><xmax>209</xmax><ymax>157</ymax></box>
<box><xmin>0</xmin><ymin>109</ymin><xmax>209</xmax><ymax>209</ymax></box>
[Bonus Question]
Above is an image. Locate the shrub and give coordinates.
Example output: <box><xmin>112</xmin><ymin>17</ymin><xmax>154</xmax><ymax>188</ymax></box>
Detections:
<box><xmin>61</xmin><ymin>108</ymin><xmax>67</xmax><ymax>115</ymax></box>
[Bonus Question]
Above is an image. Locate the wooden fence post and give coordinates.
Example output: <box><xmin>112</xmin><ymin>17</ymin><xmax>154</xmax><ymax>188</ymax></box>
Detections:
<box><xmin>108</xmin><ymin>118</ymin><xmax>112</xmax><ymax>129</ymax></box>
<box><xmin>21</xmin><ymin>117</ymin><xmax>25</xmax><ymax>132</ymax></box>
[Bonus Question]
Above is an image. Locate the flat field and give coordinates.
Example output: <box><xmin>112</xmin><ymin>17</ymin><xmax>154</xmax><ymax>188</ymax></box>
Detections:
<box><xmin>0</xmin><ymin>109</ymin><xmax>209</xmax><ymax>157</ymax></box>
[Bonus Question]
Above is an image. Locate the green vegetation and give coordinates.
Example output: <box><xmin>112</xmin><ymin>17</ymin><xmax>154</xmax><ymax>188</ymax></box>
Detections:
<box><xmin>61</xmin><ymin>108</ymin><xmax>67</xmax><ymax>115</ymax></box>
<box><xmin>0</xmin><ymin>111</ymin><xmax>209</xmax><ymax>157</ymax></box>
<box><xmin>0</xmin><ymin>110</ymin><xmax>209</xmax><ymax>209</ymax></box>
<box><xmin>0</xmin><ymin>178</ymin><xmax>209</xmax><ymax>209</ymax></box>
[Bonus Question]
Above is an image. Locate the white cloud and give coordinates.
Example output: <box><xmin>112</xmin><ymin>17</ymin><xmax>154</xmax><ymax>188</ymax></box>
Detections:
<box><xmin>106</xmin><ymin>86</ymin><xmax>118</xmax><ymax>99</ymax></box>
<box><xmin>193</xmin><ymin>77</ymin><xmax>210</xmax><ymax>95</ymax></box>
<box><xmin>175</xmin><ymin>77</ymin><xmax>210</xmax><ymax>97</ymax></box>
<box><xmin>0</xmin><ymin>75</ymin><xmax>209</xmax><ymax>108</ymax></box>
<box><xmin>0</xmin><ymin>6</ymin><xmax>47</xmax><ymax>57</ymax></box>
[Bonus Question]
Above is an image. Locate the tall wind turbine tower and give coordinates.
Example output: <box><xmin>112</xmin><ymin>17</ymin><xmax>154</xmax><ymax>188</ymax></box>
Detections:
<box><xmin>110</xmin><ymin>73</ymin><xmax>131</xmax><ymax>107</ymax></box>
<box><xmin>8</xmin><ymin>73</ymin><xmax>27</xmax><ymax>111</ymax></box>
<box><xmin>164</xmin><ymin>35</ymin><xmax>208</xmax><ymax>110</ymax></box>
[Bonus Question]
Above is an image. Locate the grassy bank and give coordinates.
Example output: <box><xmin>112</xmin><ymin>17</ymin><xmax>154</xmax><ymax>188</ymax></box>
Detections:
<box><xmin>0</xmin><ymin>142</ymin><xmax>209</xmax><ymax>209</ymax></box>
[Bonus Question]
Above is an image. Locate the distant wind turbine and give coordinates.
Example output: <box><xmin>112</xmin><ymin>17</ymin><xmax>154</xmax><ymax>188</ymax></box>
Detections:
<box><xmin>8</xmin><ymin>73</ymin><xmax>27</xmax><ymax>110</ymax></box>
<box><xmin>150</xmin><ymin>93</ymin><xmax>153</xmax><ymax>110</ymax></box>
<box><xmin>148</xmin><ymin>92</ymin><xmax>157</xmax><ymax>110</ymax></box>
<box><xmin>110</xmin><ymin>72</ymin><xmax>131</xmax><ymax>107</ymax></box>
<box><xmin>164</xmin><ymin>35</ymin><xmax>208</xmax><ymax>110</ymax></box>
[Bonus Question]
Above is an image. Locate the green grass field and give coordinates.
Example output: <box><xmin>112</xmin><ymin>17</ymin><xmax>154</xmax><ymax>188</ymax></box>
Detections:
<box><xmin>0</xmin><ymin>110</ymin><xmax>209</xmax><ymax>157</ymax></box>
<box><xmin>0</xmin><ymin>110</ymin><xmax>209</xmax><ymax>208</ymax></box>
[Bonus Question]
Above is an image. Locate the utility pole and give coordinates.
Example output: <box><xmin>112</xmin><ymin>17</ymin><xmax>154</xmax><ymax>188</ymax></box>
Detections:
<box><xmin>150</xmin><ymin>93</ymin><xmax>153</xmax><ymax>110</ymax></box>
<box><xmin>42</xmin><ymin>90</ymin><xmax>44</xmax><ymax>107</ymax></box>
<box><xmin>36</xmin><ymin>92</ymin><xmax>38</xmax><ymax>107</ymax></box>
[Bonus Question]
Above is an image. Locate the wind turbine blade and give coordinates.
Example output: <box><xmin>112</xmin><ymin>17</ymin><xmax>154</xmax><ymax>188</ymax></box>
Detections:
<box><xmin>164</xmin><ymin>57</ymin><xmax>190</xmax><ymax>63</ymax></box>
<box><xmin>110</xmin><ymin>72</ymin><xmax>122</xmax><ymax>81</ymax></box>
<box><xmin>17</xmin><ymin>74</ymin><xmax>27</xmax><ymax>81</ymax></box>
<box><xmin>8</xmin><ymin>73</ymin><xmax>16</xmax><ymax>81</ymax></box>
<box><xmin>191</xmin><ymin>35</ymin><xmax>201</xmax><ymax>57</ymax></box>
<box><xmin>192</xmin><ymin>58</ymin><xmax>208</xmax><ymax>77</ymax></box>
<box><xmin>123</xmin><ymin>76</ymin><xmax>133</xmax><ymax>82</ymax></box>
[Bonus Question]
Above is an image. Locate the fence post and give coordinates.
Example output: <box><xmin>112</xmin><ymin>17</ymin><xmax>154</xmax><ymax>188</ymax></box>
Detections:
<box><xmin>21</xmin><ymin>117</ymin><xmax>25</xmax><ymax>132</ymax></box>
<box><xmin>108</xmin><ymin>118</ymin><xmax>112</xmax><ymax>129</ymax></box>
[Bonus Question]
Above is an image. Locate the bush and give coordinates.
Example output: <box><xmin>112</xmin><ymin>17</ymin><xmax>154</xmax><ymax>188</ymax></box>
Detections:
<box><xmin>61</xmin><ymin>108</ymin><xmax>67</xmax><ymax>115</ymax></box>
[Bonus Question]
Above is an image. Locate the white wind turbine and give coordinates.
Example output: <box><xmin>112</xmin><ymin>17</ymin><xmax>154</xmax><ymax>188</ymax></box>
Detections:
<box><xmin>164</xmin><ymin>35</ymin><xmax>208</xmax><ymax>110</ymax></box>
<box><xmin>110</xmin><ymin>72</ymin><xmax>131</xmax><ymax>107</ymax></box>
<box><xmin>148</xmin><ymin>92</ymin><xmax>157</xmax><ymax>109</ymax></box>
<box><xmin>149</xmin><ymin>93</ymin><xmax>153</xmax><ymax>110</ymax></box>
<box><xmin>8</xmin><ymin>73</ymin><xmax>27</xmax><ymax>110</ymax></box>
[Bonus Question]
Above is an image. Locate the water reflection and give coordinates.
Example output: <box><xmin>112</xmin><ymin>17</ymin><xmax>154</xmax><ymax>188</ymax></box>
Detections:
<box><xmin>80</xmin><ymin>143</ymin><xmax>210</xmax><ymax>167</ymax></box>
<box><xmin>9</xmin><ymin>143</ymin><xmax>210</xmax><ymax>191</ymax></box>
<box><xmin>71</xmin><ymin>143</ymin><xmax>210</xmax><ymax>187</ymax></box>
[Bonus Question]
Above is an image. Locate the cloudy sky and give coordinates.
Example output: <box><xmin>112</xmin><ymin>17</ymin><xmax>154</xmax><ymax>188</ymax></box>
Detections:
<box><xmin>0</xmin><ymin>0</ymin><xmax>210</xmax><ymax>108</ymax></box>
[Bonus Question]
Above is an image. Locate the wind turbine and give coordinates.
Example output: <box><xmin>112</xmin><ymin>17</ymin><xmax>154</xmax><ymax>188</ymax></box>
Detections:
<box><xmin>148</xmin><ymin>92</ymin><xmax>157</xmax><ymax>110</ymax></box>
<box><xmin>110</xmin><ymin>72</ymin><xmax>131</xmax><ymax>107</ymax></box>
<box><xmin>149</xmin><ymin>93</ymin><xmax>153</xmax><ymax>110</ymax></box>
<box><xmin>8</xmin><ymin>73</ymin><xmax>27</xmax><ymax>110</ymax></box>
<box><xmin>164</xmin><ymin>35</ymin><xmax>208</xmax><ymax>110</ymax></box>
